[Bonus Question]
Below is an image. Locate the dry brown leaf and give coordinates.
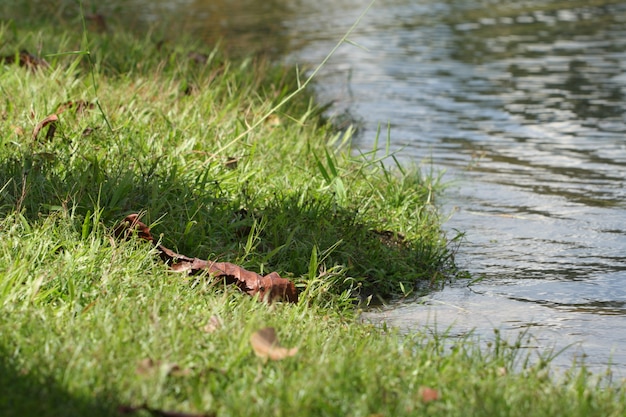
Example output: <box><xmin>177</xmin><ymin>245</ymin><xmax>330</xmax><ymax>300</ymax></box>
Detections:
<box><xmin>32</xmin><ymin>114</ymin><xmax>58</xmax><ymax>141</ymax></box>
<box><xmin>12</xmin><ymin>125</ymin><xmax>24</xmax><ymax>136</ymax></box>
<box><xmin>56</xmin><ymin>100</ymin><xmax>95</xmax><ymax>115</ymax></box>
<box><xmin>118</xmin><ymin>404</ymin><xmax>215</xmax><ymax>417</ymax></box>
<box><xmin>136</xmin><ymin>358</ymin><xmax>191</xmax><ymax>377</ymax></box>
<box><xmin>168</xmin><ymin>364</ymin><xmax>192</xmax><ymax>377</ymax></box>
<box><xmin>136</xmin><ymin>358</ymin><xmax>157</xmax><ymax>375</ymax></box>
<box><xmin>224</xmin><ymin>156</ymin><xmax>238</xmax><ymax>170</ymax></box>
<box><xmin>188</xmin><ymin>51</ymin><xmax>209</xmax><ymax>65</ymax></box>
<box><xmin>417</xmin><ymin>386</ymin><xmax>440</xmax><ymax>403</ymax></box>
<box><xmin>201</xmin><ymin>315</ymin><xmax>222</xmax><ymax>333</ymax></box>
<box><xmin>1</xmin><ymin>50</ymin><xmax>49</xmax><ymax>70</ymax></box>
<box><xmin>86</xmin><ymin>14</ymin><xmax>107</xmax><ymax>32</ymax></box>
<box><xmin>114</xmin><ymin>214</ymin><xmax>298</xmax><ymax>303</ymax></box>
<box><xmin>265</xmin><ymin>114</ymin><xmax>281</xmax><ymax>127</ymax></box>
<box><xmin>250</xmin><ymin>327</ymin><xmax>298</xmax><ymax>361</ymax></box>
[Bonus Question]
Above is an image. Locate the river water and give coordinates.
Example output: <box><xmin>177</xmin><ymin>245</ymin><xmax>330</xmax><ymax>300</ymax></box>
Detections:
<box><xmin>279</xmin><ymin>0</ymin><xmax>626</xmax><ymax>378</ymax></box>
<box><xmin>32</xmin><ymin>0</ymin><xmax>626</xmax><ymax>377</ymax></box>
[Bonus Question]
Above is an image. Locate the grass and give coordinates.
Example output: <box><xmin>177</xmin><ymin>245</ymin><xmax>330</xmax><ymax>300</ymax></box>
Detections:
<box><xmin>0</xmin><ymin>22</ymin><xmax>453</xmax><ymax>301</ymax></box>
<box><xmin>0</xmin><ymin>7</ymin><xmax>625</xmax><ymax>417</ymax></box>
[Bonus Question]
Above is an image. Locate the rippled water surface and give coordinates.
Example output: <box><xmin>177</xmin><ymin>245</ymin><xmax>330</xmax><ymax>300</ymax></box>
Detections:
<box><xmin>289</xmin><ymin>0</ymin><xmax>626</xmax><ymax>376</ymax></box>
<box><xmin>32</xmin><ymin>0</ymin><xmax>626</xmax><ymax>375</ymax></box>
<box><xmin>296</xmin><ymin>2</ymin><xmax>626</xmax><ymax>375</ymax></box>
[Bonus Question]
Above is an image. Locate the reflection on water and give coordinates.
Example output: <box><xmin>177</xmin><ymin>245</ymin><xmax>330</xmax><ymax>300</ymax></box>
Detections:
<box><xmin>8</xmin><ymin>0</ymin><xmax>626</xmax><ymax>375</ymax></box>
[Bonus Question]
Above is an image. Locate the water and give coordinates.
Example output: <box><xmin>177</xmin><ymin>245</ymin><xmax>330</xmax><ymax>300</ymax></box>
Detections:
<box><xmin>284</xmin><ymin>0</ymin><xmax>626</xmax><ymax>377</ymax></box>
<box><xmin>46</xmin><ymin>0</ymin><xmax>626</xmax><ymax>376</ymax></box>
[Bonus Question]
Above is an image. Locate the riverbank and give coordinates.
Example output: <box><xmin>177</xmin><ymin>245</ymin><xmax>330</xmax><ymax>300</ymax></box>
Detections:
<box><xmin>0</xmin><ymin>12</ymin><xmax>624</xmax><ymax>417</ymax></box>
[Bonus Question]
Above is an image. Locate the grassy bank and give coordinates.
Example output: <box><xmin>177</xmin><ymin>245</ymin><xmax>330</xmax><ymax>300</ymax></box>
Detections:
<box><xmin>1</xmin><ymin>9</ymin><xmax>625</xmax><ymax>417</ymax></box>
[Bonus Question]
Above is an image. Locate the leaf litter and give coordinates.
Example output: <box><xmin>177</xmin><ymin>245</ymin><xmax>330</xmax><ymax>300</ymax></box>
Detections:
<box><xmin>201</xmin><ymin>315</ymin><xmax>222</xmax><ymax>333</ymax></box>
<box><xmin>250</xmin><ymin>327</ymin><xmax>298</xmax><ymax>361</ymax></box>
<box><xmin>31</xmin><ymin>100</ymin><xmax>95</xmax><ymax>142</ymax></box>
<box><xmin>114</xmin><ymin>214</ymin><xmax>298</xmax><ymax>303</ymax></box>
<box><xmin>135</xmin><ymin>358</ymin><xmax>191</xmax><ymax>377</ymax></box>
<box><xmin>118</xmin><ymin>403</ymin><xmax>215</xmax><ymax>417</ymax></box>
<box><xmin>31</xmin><ymin>114</ymin><xmax>58</xmax><ymax>141</ymax></box>
<box><xmin>417</xmin><ymin>386</ymin><xmax>440</xmax><ymax>403</ymax></box>
<box><xmin>0</xmin><ymin>49</ymin><xmax>49</xmax><ymax>70</ymax></box>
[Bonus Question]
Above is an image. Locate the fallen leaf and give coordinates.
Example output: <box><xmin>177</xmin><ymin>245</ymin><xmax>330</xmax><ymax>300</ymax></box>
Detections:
<box><xmin>136</xmin><ymin>358</ymin><xmax>191</xmax><ymax>377</ymax></box>
<box><xmin>32</xmin><ymin>114</ymin><xmax>58</xmax><ymax>141</ymax></box>
<box><xmin>224</xmin><ymin>156</ymin><xmax>238</xmax><ymax>170</ymax></box>
<box><xmin>188</xmin><ymin>51</ymin><xmax>209</xmax><ymax>65</ymax></box>
<box><xmin>82</xmin><ymin>127</ymin><xmax>96</xmax><ymax>136</ymax></box>
<box><xmin>264</xmin><ymin>114</ymin><xmax>281</xmax><ymax>127</ymax></box>
<box><xmin>201</xmin><ymin>315</ymin><xmax>222</xmax><ymax>333</ymax></box>
<box><xmin>250</xmin><ymin>327</ymin><xmax>298</xmax><ymax>361</ymax></box>
<box><xmin>118</xmin><ymin>404</ymin><xmax>215</xmax><ymax>417</ymax></box>
<box><xmin>135</xmin><ymin>358</ymin><xmax>157</xmax><ymax>375</ymax></box>
<box><xmin>0</xmin><ymin>50</ymin><xmax>49</xmax><ymax>70</ymax></box>
<box><xmin>371</xmin><ymin>229</ymin><xmax>407</xmax><ymax>248</ymax></box>
<box><xmin>114</xmin><ymin>214</ymin><xmax>155</xmax><ymax>242</ymax></box>
<box><xmin>168</xmin><ymin>364</ymin><xmax>192</xmax><ymax>377</ymax></box>
<box><xmin>114</xmin><ymin>214</ymin><xmax>298</xmax><ymax>303</ymax></box>
<box><xmin>56</xmin><ymin>100</ymin><xmax>95</xmax><ymax>115</ymax></box>
<box><xmin>417</xmin><ymin>386</ymin><xmax>440</xmax><ymax>403</ymax></box>
<box><xmin>12</xmin><ymin>125</ymin><xmax>24</xmax><ymax>136</ymax></box>
<box><xmin>86</xmin><ymin>14</ymin><xmax>107</xmax><ymax>32</ymax></box>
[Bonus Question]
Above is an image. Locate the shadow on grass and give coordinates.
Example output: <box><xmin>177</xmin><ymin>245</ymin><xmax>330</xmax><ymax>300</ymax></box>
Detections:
<box><xmin>0</xmin><ymin>347</ymin><xmax>116</xmax><ymax>417</ymax></box>
<box><xmin>0</xmin><ymin>150</ymin><xmax>452</xmax><ymax>299</ymax></box>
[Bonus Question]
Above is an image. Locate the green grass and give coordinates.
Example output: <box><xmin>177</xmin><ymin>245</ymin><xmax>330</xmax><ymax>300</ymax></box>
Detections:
<box><xmin>0</xmin><ymin>9</ymin><xmax>625</xmax><ymax>417</ymax></box>
<box><xmin>0</xmin><ymin>13</ymin><xmax>453</xmax><ymax>300</ymax></box>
